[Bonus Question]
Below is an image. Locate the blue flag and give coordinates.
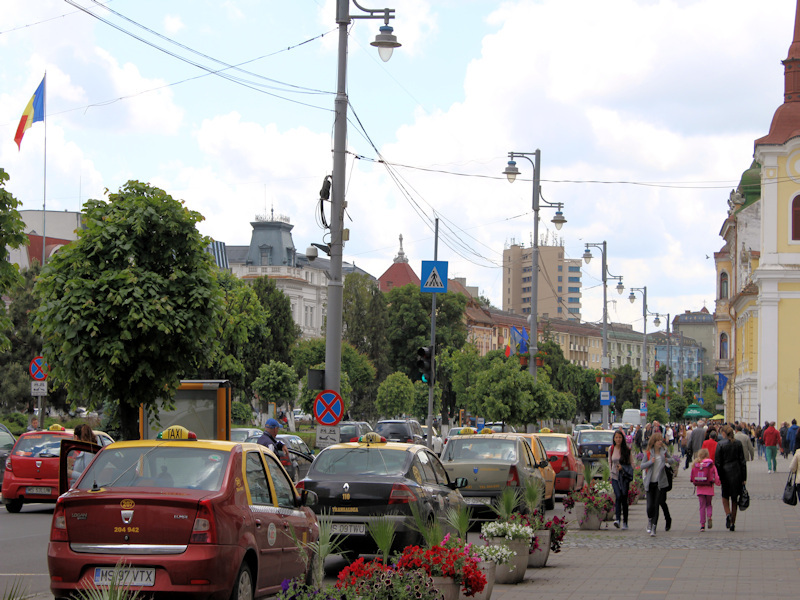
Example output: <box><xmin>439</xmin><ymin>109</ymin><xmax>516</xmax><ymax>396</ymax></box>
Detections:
<box><xmin>716</xmin><ymin>373</ymin><xmax>728</xmax><ymax>395</ymax></box>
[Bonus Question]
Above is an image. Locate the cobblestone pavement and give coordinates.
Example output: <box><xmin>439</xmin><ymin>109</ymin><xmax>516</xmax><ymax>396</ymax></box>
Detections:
<box><xmin>490</xmin><ymin>453</ymin><xmax>800</xmax><ymax>600</ymax></box>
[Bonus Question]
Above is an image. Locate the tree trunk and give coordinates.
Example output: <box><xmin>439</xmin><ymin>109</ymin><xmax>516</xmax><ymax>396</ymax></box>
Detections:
<box><xmin>119</xmin><ymin>401</ymin><xmax>140</xmax><ymax>440</ymax></box>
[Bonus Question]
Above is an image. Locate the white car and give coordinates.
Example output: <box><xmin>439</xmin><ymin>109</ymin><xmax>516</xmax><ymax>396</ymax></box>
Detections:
<box><xmin>421</xmin><ymin>425</ymin><xmax>443</xmax><ymax>454</ymax></box>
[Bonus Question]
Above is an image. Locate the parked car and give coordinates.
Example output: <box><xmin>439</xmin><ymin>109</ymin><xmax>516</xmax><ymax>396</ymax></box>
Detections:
<box><xmin>373</xmin><ymin>419</ymin><xmax>425</xmax><ymax>445</ymax></box>
<box><xmin>338</xmin><ymin>421</ymin><xmax>374</xmax><ymax>443</ymax></box>
<box><xmin>277</xmin><ymin>434</ymin><xmax>315</xmax><ymax>481</ymax></box>
<box><xmin>0</xmin><ymin>427</ymin><xmax>16</xmax><ymax>488</ymax></box>
<box><xmin>293</xmin><ymin>408</ymin><xmax>312</xmax><ymax>422</ymax></box>
<box><xmin>505</xmin><ymin>433</ymin><xmax>557</xmax><ymax>509</ymax></box>
<box><xmin>2</xmin><ymin>426</ymin><xmax>114</xmax><ymax>513</ymax></box>
<box><xmin>572</xmin><ymin>423</ymin><xmax>593</xmax><ymax>438</ymax></box>
<box><xmin>574</xmin><ymin>429</ymin><xmax>616</xmax><ymax>466</ymax></box>
<box><xmin>296</xmin><ymin>432</ymin><xmax>467</xmax><ymax>561</ymax></box>
<box><xmin>48</xmin><ymin>425</ymin><xmax>319</xmax><ymax>600</ymax></box>
<box><xmin>536</xmin><ymin>432</ymin><xmax>586</xmax><ymax>493</ymax></box>
<box><xmin>421</xmin><ymin>425</ymin><xmax>443</xmax><ymax>454</ymax></box>
<box><xmin>440</xmin><ymin>431</ymin><xmax>546</xmax><ymax>521</ymax></box>
<box><xmin>483</xmin><ymin>422</ymin><xmax>517</xmax><ymax>433</ymax></box>
<box><xmin>230</xmin><ymin>427</ymin><xmax>263</xmax><ymax>442</ymax></box>
<box><xmin>442</xmin><ymin>426</ymin><xmax>467</xmax><ymax>446</ymax></box>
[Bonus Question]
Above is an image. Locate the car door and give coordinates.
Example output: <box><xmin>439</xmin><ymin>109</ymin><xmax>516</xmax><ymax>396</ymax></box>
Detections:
<box><xmin>425</xmin><ymin>450</ymin><xmax>463</xmax><ymax>514</ymax></box>
<box><xmin>519</xmin><ymin>439</ymin><xmax>542</xmax><ymax>492</ymax></box>
<box><xmin>263</xmin><ymin>452</ymin><xmax>311</xmax><ymax>580</ymax></box>
<box><xmin>244</xmin><ymin>450</ymin><xmax>283</xmax><ymax>594</ymax></box>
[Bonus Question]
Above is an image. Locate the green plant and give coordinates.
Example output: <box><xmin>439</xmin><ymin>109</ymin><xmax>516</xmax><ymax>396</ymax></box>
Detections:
<box><xmin>1</xmin><ymin>578</ymin><xmax>28</xmax><ymax>600</ymax></box>
<box><xmin>522</xmin><ymin>479</ymin><xmax>544</xmax><ymax>516</ymax></box>
<box><xmin>409</xmin><ymin>503</ymin><xmax>444</xmax><ymax>547</ymax></box>
<box><xmin>74</xmin><ymin>561</ymin><xmax>142</xmax><ymax>600</ymax></box>
<box><xmin>445</xmin><ymin>504</ymin><xmax>473</xmax><ymax>540</ymax></box>
<box><xmin>598</xmin><ymin>459</ymin><xmax>611</xmax><ymax>482</ymax></box>
<box><xmin>367</xmin><ymin>515</ymin><xmax>397</xmax><ymax>563</ymax></box>
<box><xmin>288</xmin><ymin>511</ymin><xmax>344</xmax><ymax>586</ymax></box>
<box><xmin>583</xmin><ymin>461</ymin><xmax>602</xmax><ymax>486</ymax></box>
<box><xmin>490</xmin><ymin>486</ymin><xmax>522</xmax><ymax>521</ymax></box>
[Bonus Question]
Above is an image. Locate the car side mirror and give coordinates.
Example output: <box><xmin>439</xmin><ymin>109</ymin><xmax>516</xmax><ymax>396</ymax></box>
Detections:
<box><xmin>549</xmin><ymin>455</ymin><xmax>558</xmax><ymax>462</ymax></box>
<box><xmin>538</xmin><ymin>460</ymin><xmax>549</xmax><ymax>469</ymax></box>
<box><xmin>451</xmin><ymin>477</ymin><xmax>468</xmax><ymax>490</ymax></box>
<box><xmin>300</xmin><ymin>489</ymin><xmax>318</xmax><ymax>507</ymax></box>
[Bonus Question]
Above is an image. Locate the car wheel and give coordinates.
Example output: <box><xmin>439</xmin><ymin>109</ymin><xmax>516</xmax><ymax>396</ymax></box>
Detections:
<box><xmin>229</xmin><ymin>562</ymin><xmax>253</xmax><ymax>600</ymax></box>
<box><xmin>545</xmin><ymin>492</ymin><xmax>555</xmax><ymax>511</ymax></box>
<box><xmin>5</xmin><ymin>499</ymin><xmax>22</xmax><ymax>513</ymax></box>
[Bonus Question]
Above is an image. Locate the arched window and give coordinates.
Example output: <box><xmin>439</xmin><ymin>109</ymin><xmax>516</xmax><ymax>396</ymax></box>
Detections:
<box><xmin>794</xmin><ymin>196</ymin><xmax>800</xmax><ymax>241</ymax></box>
<box><xmin>719</xmin><ymin>272</ymin><xmax>729</xmax><ymax>300</ymax></box>
<box><xmin>720</xmin><ymin>333</ymin><xmax>729</xmax><ymax>360</ymax></box>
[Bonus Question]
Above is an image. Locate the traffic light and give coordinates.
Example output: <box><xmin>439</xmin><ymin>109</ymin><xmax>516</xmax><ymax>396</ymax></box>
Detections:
<box><xmin>417</xmin><ymin>345</ymin><xmax>433</xmax><ymax>384</ymax></box>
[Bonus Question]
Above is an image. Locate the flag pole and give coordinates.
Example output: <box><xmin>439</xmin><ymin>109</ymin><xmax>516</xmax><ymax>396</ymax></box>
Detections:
<box><xmin>41</xmin><ymin>72</ymin><xmax>47</xmax><ymax>267</ymax></box>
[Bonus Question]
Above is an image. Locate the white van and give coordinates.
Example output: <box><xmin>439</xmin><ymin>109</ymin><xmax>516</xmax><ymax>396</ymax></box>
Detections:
<box><xmin>621</xmin><ymin>408</ymin><xmax>643</xmax><ymax>427</ymax></box>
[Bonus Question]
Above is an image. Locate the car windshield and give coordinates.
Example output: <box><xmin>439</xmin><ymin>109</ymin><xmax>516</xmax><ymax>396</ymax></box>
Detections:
<box><xmin>0</xmin><ymin>431</ymin><xmax>15</xmax><ymax>451</ymax></box>
<box><xmin>77</xmin><ymin>446</ymin><xmax>230</xmax><ymax>491</ymax></box>
<box><xmin>538</xmin><ymin>437</ymin><xmax>569</xmax><ymax>453</ymax></box>
<box><xmin>579</xmin><ymin>432</ymin><xmax>614</xmax><ymax>445</ymax></box>
<box><xmin>339</xmin><ymin>424</ymin><xmax>357</xmax><ymax>440</ymax></box>
<box><xmin>231</xmin><ymin>430</ymin><xmax>255</xmax><ymax>442</ymax></box>
<box><xmin>374</xmin><ymin>423</ymin><xmax>410</xmax><ymax>437</ymax></box>
<box><xmin>13</xmin><ymin>434</ymin><xmax>65</xmax><ymax>457</ymax></box>
<box><xmin>311</xmin><ymin>447</ymin><xmax>408</xmax><ymax>476</ymax></box>
<box><xmin>442</xmin><ymin>438</ymin><xmax>517</xmax><ymax>461</ymax></box>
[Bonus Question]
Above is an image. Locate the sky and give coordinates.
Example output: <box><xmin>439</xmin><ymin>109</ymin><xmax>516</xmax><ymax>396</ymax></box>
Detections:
<box><xmin>1</xmin><ymin>0</ymin><xmax>796</xmax><ymax>336</ymax></box>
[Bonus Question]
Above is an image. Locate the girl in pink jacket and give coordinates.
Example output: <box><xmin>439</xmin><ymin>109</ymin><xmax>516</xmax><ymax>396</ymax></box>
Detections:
<box><xmin>690</xmin><ymin>447</ymin><xmax>721</xmax><ymax>531</ymax></box>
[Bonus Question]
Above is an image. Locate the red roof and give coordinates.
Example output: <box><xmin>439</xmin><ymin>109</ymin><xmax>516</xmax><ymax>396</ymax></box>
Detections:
<box><xmin>378</xmin><ymin>262</ymin><xmax>420</xmax><ymax>292</ymax></box>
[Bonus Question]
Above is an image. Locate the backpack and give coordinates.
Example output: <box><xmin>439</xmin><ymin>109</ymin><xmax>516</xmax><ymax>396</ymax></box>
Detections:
<box><xmin>692</xmin><ymin>460</ymin><xmax>715</xmax><ymax>486</ymax></box>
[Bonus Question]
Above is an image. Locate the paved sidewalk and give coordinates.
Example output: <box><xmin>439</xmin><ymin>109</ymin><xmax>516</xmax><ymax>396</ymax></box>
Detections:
<box><xmin>491</xmin><ymin>454</ymin><xmax>800</xmax><ymax>600</ymax></box>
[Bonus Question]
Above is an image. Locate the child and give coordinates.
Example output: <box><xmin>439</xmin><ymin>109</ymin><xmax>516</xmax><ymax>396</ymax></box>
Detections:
<box><xmin>690</xmin><ymin>447</ymin><xmax>720</xmax><ymax>531</ymax></box>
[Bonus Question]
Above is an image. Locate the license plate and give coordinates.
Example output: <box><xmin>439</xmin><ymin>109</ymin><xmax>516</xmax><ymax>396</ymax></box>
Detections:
<box><xmin>465</xmin><ymin>497</ymin><xmax>492</xmax><ymax>505</ymax></box>
<box><xmin>94</xmin><ymin>567</ymin><xmax>156</xmax><ymax>587</ymax></box>
<box><xmin>331</xmin><ymin>523</ymin><xmax>366</xmax><ymax>535</ymax></box>
<box><xmin>26</xmin><ymin>486</ymin><xmax>51</xmax><ymax>495</ymax></box>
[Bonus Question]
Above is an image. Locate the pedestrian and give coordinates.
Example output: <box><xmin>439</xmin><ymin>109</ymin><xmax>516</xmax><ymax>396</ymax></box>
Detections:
<box><xmin>787</xmin><ymin>419</ymin><xmax>799</xmax><ymax>456</ymax></box>
<box><xmin>780</xmin><ymin>421</ymin><xmax>790</xmax><ymax>459</ymax></box>
<box><xmin>607</xmin><ymin>428</ymin><xmax>632</xmax><ymax>530</ymax></box>
<box><xmin>70</xmin><ymin>424</ymin><xmax>98</xmax><ymax>486</ymax></box>
<box><xmin>27</xmin><ymin>417</ymin><xmax>39</xmax><ymax>432</ymax></box>
<box><xmin>689</xmin><ymin>419</ymin><xmax>706</xmax><ymax>460</ymax></box>
<box><xmin>702</xmin><ymin>429</ymin><xmax>719</xmax><ymax>462</ymax></box>
<box><xmin>257</xmin><ymin>418</ymin><xmax>288</xmax><ymax>459</ymax></box>
<box><xmin>641</xmin><ymin>432</ymin><xmax>677</xmax><ymax>537</ymax></box>
<box><xmin>734</xmin><ymin>424</ymin><xmax>755</xmax><ymax>461</ymax></box>
<box><xmin>762</xmin><ymin>421</ymin><xmax>781</xmax><ymax>473</ymax></box>
<box><xmin>715</xmin><ymin>425</ymin><xmax>747</xmax><ymax>532</ymax></box>
<box><xmin>756</xmin><ymin>423</ymin><xmax>764</xmax><ymax>459</ymax></box>
<box><xmin>788</xmin><ymin>442</ymin><xmax>800</xmax><ymax>479</ymax></box>
<box><xmin>634</xmin><ymin>425</ymin><xmax>643</xmax><ymax>453</ymax></box>
<box><xmin>690</xmin><ymin>447</ymin><xmax>721</xmax><ymax>531</ymax></box>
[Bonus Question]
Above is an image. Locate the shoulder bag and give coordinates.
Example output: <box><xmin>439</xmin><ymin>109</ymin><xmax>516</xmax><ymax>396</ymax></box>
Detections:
<box><xmin>783</xmin><ymin>472</ymin><xmax>798</xmax><ymax>506</ymax></box>
<box><xmin>738</xmin><ymin>484</ymin><xmax>750</xmax><ymax>510</ymax></box>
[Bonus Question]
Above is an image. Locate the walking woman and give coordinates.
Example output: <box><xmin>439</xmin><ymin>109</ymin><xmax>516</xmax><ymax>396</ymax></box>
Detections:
<box><xmin>715</xmin><ymin>425</ymin><xmax>747</xmax><ymax>532</ymax></box>
<box><xmin>641</xmin><ymin>432</ymin><xmax>677</xmax><ymax>537</ymax></box>
<box><xmin>607</xmin><ymin>428</ymin><xmax>632</xmax><ymax>530</ymax></box>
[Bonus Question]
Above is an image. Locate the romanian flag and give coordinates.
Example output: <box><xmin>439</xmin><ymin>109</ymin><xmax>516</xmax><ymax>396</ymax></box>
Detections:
<box><xmin>14</xmin><ymin>76</ymin><xmax>45</xmax><ymax>150</ymax></box>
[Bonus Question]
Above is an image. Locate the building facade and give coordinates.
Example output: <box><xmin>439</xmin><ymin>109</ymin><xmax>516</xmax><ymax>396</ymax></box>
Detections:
<box><xmin>672</xmin><ymin>308</ymin><xmax>715</xmax><ymax>380</ymax></box>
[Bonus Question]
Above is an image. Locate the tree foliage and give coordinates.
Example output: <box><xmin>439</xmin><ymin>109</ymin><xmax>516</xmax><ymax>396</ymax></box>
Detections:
<box><xmin>252</xmin><ymin>360</ymin><xmax>298</xmax><ymax>412</ymax></box>
<box><xmin>376</xmin><ymin>372</ymin><xmax>415</xmax><ymax>418</ymax></box>
<box><xmin>410</xmin><ymin>380</ymin><xmax>441</xmax><ymax>422</ymax></box>
<box><xmin>252</xmin><ymin>276</ymin><xmax>301</xmax><ymax>365</ymax></box>
<box><xmin>0</xmin><ymin>169</ymin><xmax>28</xmax><ymax>352</ymax></box>
<box><xmin>33</xmin><ymin>181</ymin><xmax>223</xmax><ymax>439</ymax></box>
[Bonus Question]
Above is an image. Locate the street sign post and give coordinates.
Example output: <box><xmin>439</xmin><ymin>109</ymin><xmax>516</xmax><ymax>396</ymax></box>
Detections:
<box><xmin>600</xmin><ymin>390</ymin><xmax>611</xmax><ymax>406</ymax></box>
<box><xmin>420</xmin><ymin>261</ymin><xmax>448</xmax><ymax>293</ymax></box>
<box><xmin>29</xmin><ymin>356</ymin><xmax>48</xmax><ymax>381</ymax></box>
<box><xmin>313</xmin><ymin>390</ymin><xmax>344</xmax><ymax>427</ymax></box>
<box><xmin>31</xmin><ymin>381</ymin><xmax>47</xmax><ymax>396</ymax></box>
<box><xmin>315</xmin><ymin>425</ymin><xmax>340</xmax><ymax>449</ymax></box>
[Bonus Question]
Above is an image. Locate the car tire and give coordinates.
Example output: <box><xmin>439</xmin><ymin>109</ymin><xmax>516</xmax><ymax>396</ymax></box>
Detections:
<box><xmin>229</xmin><ymin>562</ymin><xmax>253</xmax><ymax>600</ymax></box>
<box><xmin>545</xmin><ymin>492</ymin><xmax>555</xmax><ymax>510</ymax></box>
<box><xmin>5</xmin><ymin>499</ymin><xmax>23</xmax><ymax>513</ymax></box>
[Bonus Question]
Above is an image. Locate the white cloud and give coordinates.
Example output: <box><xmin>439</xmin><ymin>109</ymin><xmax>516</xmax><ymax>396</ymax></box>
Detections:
<box><xmin>163</xmin><ymin>14</ymin><xmax>185</xmax><ymax>35</ymax></box>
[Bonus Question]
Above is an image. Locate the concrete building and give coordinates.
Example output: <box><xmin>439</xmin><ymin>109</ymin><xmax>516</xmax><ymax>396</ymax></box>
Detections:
<box><xmin>8</xmin><ymin>210</ymin><xmax>83</xmax><ymax>269</ymax></box>
<box><xmin>502</xmin><ymin>239</ymin><xmax>582</xmax><ymax>321</ymax></box>
<box><xmin>672</xmin><ymin>308</ymin><xmax>715</xmax><ymax>379</ymax></box>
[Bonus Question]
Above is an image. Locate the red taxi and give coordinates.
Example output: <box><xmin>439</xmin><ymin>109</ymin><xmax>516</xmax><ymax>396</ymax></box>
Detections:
<box><xmin>536</xmin><ymin>432</ymin><xmax>585</xmax><ymax>493</ymax></box>
<box><xmin>47</xmin><ymin>426</ymin><xmax>319</xmax><ymax>600</ymax></box>
<box><xmin>2</xmin><ymin>425</ymin><xmax>113</xmax><ymax>513</ymax></box>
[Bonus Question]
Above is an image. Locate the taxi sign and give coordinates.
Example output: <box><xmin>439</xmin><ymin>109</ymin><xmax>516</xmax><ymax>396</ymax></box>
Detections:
<box><xmin>48</xmin><ymin>424</ymin><xmax>65</xmax><ymax>431</ymax></box>
<box><xmin>358</xmin><ymin>432</ymin><xmax>386</xmax><ymax>444</ymax></box>
<box><xmin>157</xmin><ymin>425</ymin><xmax>196</xmax><ymax>440</ymax></box>
<box><xmin>458</xmin><ymin>427</ymin><xmax>477</xmax><ymax>435</ymax></box>
<box><xmin>540</xmin><ymin>427</ymin><xmax>552</xmax><ymax>433</ymax></box>
<box><xmin>479</xmin><ymin>428</ymin><xmax>495</xmax><ymax>434</ymax></box>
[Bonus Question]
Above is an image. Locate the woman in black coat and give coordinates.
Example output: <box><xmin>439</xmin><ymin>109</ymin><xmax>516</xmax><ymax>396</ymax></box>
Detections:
<box><xmin>715</xmin><ymin>425</ymin><xmax>747</xmax><ymax>531</ymax></box>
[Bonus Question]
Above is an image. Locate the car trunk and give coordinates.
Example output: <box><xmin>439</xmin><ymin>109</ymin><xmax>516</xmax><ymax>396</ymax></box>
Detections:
<box><xmin>443</xmin><ymin>460</ymin><xmax>511</xmax><ymax>494</ymax></box>
<box><xmin>302</xmin><ymin>476</ymin><xmax>414</xmax><ymax>516</ymax></box>
<box><xmin>548</xmin><ymin>454</ymin><xmax>565</xmax><ymax>473</ymax></box>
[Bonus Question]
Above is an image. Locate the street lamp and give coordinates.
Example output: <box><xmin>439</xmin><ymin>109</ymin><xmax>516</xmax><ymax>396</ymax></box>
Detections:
<box><xmin>583</xmin><ymin>241</ymin><xmax>624</xmax><ymax>428</ymax></box>
<box><xmin>628</xmin><ymin>286</ymin><xmax>651</xmax><ymax>420</ymax></box>
<box><xmin>652</xmin><ymin>312</ymin><xmax>672</xmax><ymax>417</ymax></box>
<box><xmin>325</xmin><ymin>0</ymin><xmax>400</xmax><ymax>395</ymax></box>
<box><xmin>502</xmin><ymin>150</ymin><xmax>566</xmax><ymax>381</ymax></box>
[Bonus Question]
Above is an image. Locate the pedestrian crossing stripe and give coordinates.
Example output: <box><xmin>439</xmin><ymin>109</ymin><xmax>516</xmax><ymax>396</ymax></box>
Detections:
<box><xmin>424</xmin><ymin>267</ymin><xmax>445</xmax><ymax>289</ymax></box>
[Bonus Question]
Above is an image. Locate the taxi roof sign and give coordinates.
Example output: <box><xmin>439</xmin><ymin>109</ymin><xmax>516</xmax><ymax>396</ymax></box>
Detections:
<box><xmin>540</xmin><ymin>427</ymin><xmax>552</xmax><ymax>433</ymax></box>
<box><xmin>358</xmin><ymin>432</ymin><xmax>386</xmax><ymax>444</ymax></box>
<box><xmin>48</xmin><ymin>424</ymin><xmax>66</xmax><ymax>431</ymax></box>
<box><xmin>157</xmin><ymin>425</ymin><xmax>197</xmax><ymax>440</ymax></box>
<box><xmin>458</xmin><ymin>427</ymin><xmax>477</xmax><ymax>435</ymax></box>
<box><xmin>479</xmin><ymin>428</ymin><xmax>495</xmax><ymax>434</ymax></box>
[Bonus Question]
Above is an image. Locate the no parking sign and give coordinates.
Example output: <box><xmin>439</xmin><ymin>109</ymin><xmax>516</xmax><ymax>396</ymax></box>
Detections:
<box><xmin>313</xmin><ymin>390</ymin><xmax>344</xmax><ymax>426</ymax></box>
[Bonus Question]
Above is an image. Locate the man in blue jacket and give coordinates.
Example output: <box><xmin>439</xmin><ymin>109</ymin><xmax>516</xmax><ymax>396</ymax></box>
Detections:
<box><xmin>787</xmin><ymin>419</ymin><xmax>799</xmax><ymax>456</ymax></box>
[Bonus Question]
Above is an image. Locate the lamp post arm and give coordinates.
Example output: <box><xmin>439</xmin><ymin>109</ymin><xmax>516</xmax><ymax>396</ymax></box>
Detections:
<box><xmin>351</xmin><ymin>0</ymin><xmax>396</xmax><ymax>22</ymax></box>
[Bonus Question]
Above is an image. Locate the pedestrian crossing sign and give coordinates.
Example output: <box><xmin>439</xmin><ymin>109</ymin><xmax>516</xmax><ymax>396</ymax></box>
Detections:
<box><xmin>420</xmin><ymin>261</ymin><xmax>448</xmax><ymax>293</ymax></box>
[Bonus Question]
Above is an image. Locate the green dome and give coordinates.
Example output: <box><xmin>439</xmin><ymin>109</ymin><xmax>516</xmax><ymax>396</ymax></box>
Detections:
<box><xmin>738</xmin><ymin>159</ymin><xmax>761</xmax><ymax>206</ymax></box>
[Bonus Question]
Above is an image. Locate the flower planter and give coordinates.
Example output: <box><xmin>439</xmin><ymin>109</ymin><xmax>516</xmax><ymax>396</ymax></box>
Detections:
<box><xmin>460</xmin><ymin>561</ymin><xmax>496</xmax><ymax>600</ymax></box>
<box><xmin>579</xmin><ymin>509</ymin><xmax>602</xmax><ymax>530</ymax></box>
<box><xmin>534</xmin><ymin>357</ymin><xmax>543</xmax><ymax>367</ymax></box>
<box><xmin>528</xmin><ymin>530</ymin><xmax>551</xmax><ymax>568</ymax></box>
<box><xmin>492</xmin><ymin>540</ymin><xmax>529</xmax><ymax>584</ymax></box>
<box><xmin>431</xmin><ymin>576</ymin><xmax>460</xmax><ymax>600</ymax></box>
<box><xmin>520</xmin><ymin>356</ymin><xmax>529</xmax><ymax>366</ymax></box>
<box><xmin>602</xmin><ymin>508</ymin><xmax>614</xmax><ymax>522</ymax></box>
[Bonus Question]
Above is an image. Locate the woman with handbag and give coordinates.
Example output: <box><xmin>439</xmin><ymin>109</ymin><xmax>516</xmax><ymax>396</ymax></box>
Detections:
<box><xmin>608</xmin><ymin>429</ymin><xmax>632</xmax><ymax>530</ymax></box>
<box><xmin>715</xmin><ymin>425</ymin><xmax>747</xmax><ymax>531</ymax></box>
<box><xmin>641</xmin><ymin>432</ymin><xmax>677</xmax><ymax>536</ymax></box>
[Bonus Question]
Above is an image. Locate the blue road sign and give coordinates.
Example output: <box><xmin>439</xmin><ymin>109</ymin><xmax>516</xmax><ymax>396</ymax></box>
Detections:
<box><xmin>600</xmin><ymin>390</ymin><xmax>611</xmax><ymax>406</ymax></box>
<box><xmin>420</xmin><ymin>261</ymin><xmax>448</xmax><ymax>293</ymax></box>
<box><xmin>313</xmin><ymin>390</ymin><xmax>344</xmax><ymax>426</ymax></box>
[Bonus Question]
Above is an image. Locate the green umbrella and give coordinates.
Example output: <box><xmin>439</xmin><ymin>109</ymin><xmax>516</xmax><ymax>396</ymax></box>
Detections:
<box><xmin>683</xmin><ymin>404</ymin><xmax>712</xmax><ymax>419</ymax></box>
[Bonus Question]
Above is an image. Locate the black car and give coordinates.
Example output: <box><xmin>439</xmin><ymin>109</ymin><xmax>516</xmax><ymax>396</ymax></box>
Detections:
<box><xmin>575</xmin><ymin>429</ymin><xmax>615</xmax><ymax>465</ymax></box>
<box><xmin>296</xmin><ymin>433</ymin><xmax>467</xmax><ymax>561</ymax></box>
<box><xmin>0</xmin><ymin>426</ymin><xmax>16</xmax><ymax>487</ymax></box>
<box><xmin>338</xmin><ymin>421</ymin><xmax>374</xmax><ymax>443</ymax></box>
<box><xmin>374</xmin><ymin>419</ymin><xmax>425</xmax><ymax>444</ymax></box>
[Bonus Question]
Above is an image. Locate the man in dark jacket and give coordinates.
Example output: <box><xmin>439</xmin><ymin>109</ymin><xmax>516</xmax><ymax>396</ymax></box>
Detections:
<box><xmin>780</xmin><ymin>422</ymin><xmax>789</xmax><ymax>458</ymax></box>
<box><xmin>688</xmin><ymin>420</ymin><xmax>707</xmax><ymax>460</ymax></box>
<box><xmin>787</xmin><ymin>419</ymin><xmax>799</xmax><ymax>455</ymax></box>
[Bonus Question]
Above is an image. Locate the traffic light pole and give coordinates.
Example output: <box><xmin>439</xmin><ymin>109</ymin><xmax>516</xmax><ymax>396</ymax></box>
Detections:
<box><xmin>426</xmin><ymin>219</ymin><xmax>438</xmax><ymax>451</ymax></box>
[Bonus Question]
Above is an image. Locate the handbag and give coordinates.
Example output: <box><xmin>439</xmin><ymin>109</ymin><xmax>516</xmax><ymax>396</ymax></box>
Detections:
<box><xmin>620</xmin><ymin>464</ymin><xmax>634</xmax><ymax>484</ymax></box>
<box><xmin>738</xmin><ymin>484</ymin><xmax>750</xmax><ymax>510</ymax></box>
<box><xmin>783</xmin><ymin>473</ymin><xmax>798</xmax><ymax>506</ymax></box>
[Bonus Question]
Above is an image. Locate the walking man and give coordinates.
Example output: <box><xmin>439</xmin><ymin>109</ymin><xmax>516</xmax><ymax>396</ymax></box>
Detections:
<box><xmin>762</xmin><ymin>421</ymin><xmax>781</xmax><ymax>473</ymax></box>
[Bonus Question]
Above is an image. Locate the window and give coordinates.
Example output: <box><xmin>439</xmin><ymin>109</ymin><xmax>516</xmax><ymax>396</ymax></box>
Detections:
<box><xmin>568</xmin><ymin>277</ymin><xmax>580</xmax><ymax>283</ymax></box>
<box><xmin>720</xmin><ymin>333</ymin><xmax>729</xmax><ymax>360</ymax></box>
<box><xmin>794</xmin><ymin>196</ymin><xmax>800</xmax><ymax>240</ymax></box>
<box><xmin>568</xmin><ymin>307</ymin><xmax>580</xmax><ymax>314</ymax></box>
<box><xmin>568</xmin><ymin>266</ymin><xmax>581</xmax><ymax>272</ymax></box>
<box><xmin>558</xmin><ymin>307</ymin><xmax>563</xmax><ymax>313</ymax></box>
<box><xmin>246</xmin><ymin>453</ymin><xmax>272</xmax><ymax>505</ymax></box>
<box><xmin>558</xmin><ymin>265</ymin><xmax>563</xmax><ymax>272</ymax></box>
<box><xmin>264</xmin><ymin>453</ymin><xmax>296</xmax><ymax>508</ymax></box>
<box><xmin>558</xmin><ymin>286</ymin><xmax>562</xmax><ymax>292</ymax></box>
<box><xmin>568</xmin><ymin>287</ymin><xmax>580</xmax><ymax>293</ymax></box>
<box><xmin>558</xmin><ymin>276</ymin><xmax>563</xmax><ymax>282</ymax></box>
<box><xmin>719</xmin><ymin>272</ymin><xmax>729</xmax><ymax>300</ymax></box>
<box><xmin>568</xmin><ymin>297</ymin><xmax>579</xmax><ymax>303</ymax></box>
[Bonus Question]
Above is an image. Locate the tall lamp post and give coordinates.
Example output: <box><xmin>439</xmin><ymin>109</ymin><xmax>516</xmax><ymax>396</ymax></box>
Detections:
<box><xmin>583</xmin><ymin>241</ymin><xmax>624</xmax><ymax>428</ymax></box>
<box><xmin>653</xmin><ymin>313</ymin><xmax>671</xmax><ymax>417</ymax></box>
<box><xmin>629</xmin><ymin>286</ymin><xmax>651</xmax><ymax>422</ymax></box>
<box><xmin>502</xmin><ymin>150</ymin><xmax>566</xmax><ymax>381</ymax></box>
<box><xmin>325</xmin><ymin>1</ymin><xmax>400</xmax><ymax>393</ymax></box>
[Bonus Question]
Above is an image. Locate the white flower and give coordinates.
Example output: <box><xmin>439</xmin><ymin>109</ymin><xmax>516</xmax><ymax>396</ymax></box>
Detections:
<box><xmin>472</xmin><ymin>543</ymin><xmax>515</xmax><ymax>565</ymax></box>
<box><xmin>480</xmin><ymin>521</ymin><xmax>535</xmax><ymax>541</ymax></box>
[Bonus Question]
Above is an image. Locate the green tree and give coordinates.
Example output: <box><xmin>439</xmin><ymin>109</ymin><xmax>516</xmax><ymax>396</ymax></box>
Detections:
<box><xmin>376</xmin><ymin>372</ymin><xmax>415</xmax><ymax>418</ymax></box>
<box><xmin>411</xmin><ymin>380</ymin><xmax>442</xmax><ymax>422</ymax></box>
<box><xmin>610</xmin><ymin>364</ymin><xmax>640</xmax><ymax>417</ymax></box>
<box><xmin>470</xmin><ymin>355</ymin><xmax>536</xmax><ymax>424</ymax></box>
<box><xmin>0</xmin><ymin>169</ymin><xmax>28</xmax><ymax>351</ymax></box>
<box><xmin>33</xmin><ymin>181</ymin><xmax>223</xmax><ymax>440</ymax></box>
<box><xmin>252</xmin><ymin>276</ymin><xmax>301</xmax><ymax>365</ymax></box>
<box><xmin>343</xmin><ymin>272</ymin><xmax>391</xmax><ymax>384</ymax></box>
<box><xmin>232</xmin><ymin>401</ymin><xmax>254</xmax><ymax>425</ymax></box>
<box><xmin>252</xmin><ymin>360</ymin><xmax>299</xmax><ymax>413</ymax></box>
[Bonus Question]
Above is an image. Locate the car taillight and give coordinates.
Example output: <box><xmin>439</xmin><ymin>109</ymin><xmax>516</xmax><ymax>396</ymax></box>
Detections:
<box><xmin>190</xmin><ymin>500</ymin><xmax>217</xmax><ymax>544</ymax></box>
<box><xmin>294</xmin><ymin>481</ymin><xmax>305</xmax><ymax>490</ymax></box>
<box><xmin>6</xmin><ymin>455</ymin><xmax>12</xmax><ymax>471</ymax></box>
<box><xmin>506</xmin><ymin>465</ymin><xmax>520</xmax><ymax>487</ymax></box>
<box><xmin>51</xmin><ymin>501</ymin><xmax>68</xmax><ymax>542</ymax></box>
<box><xmin>389</xmin><ymin>483</ymin><xmax>417</xmax><ymax>504</ymax></box>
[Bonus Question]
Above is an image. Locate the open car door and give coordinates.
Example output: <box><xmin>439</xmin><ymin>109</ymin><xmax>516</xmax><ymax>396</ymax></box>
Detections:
<box><xmin>58</xmin><ymin>439</ymin><xmax>100</xmax><ymax>496</ymax></box>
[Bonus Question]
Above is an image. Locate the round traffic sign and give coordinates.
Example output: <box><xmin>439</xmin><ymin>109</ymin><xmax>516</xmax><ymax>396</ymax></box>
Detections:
<box><xmin>29</xmin><ymin>356</ymin><xmax>48</xmax><ymax>381</ymax></box>
<box><xmin>313</xmin><ymin>389</ymin><xmax>344</xmax><ymax>426</ymax></box>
